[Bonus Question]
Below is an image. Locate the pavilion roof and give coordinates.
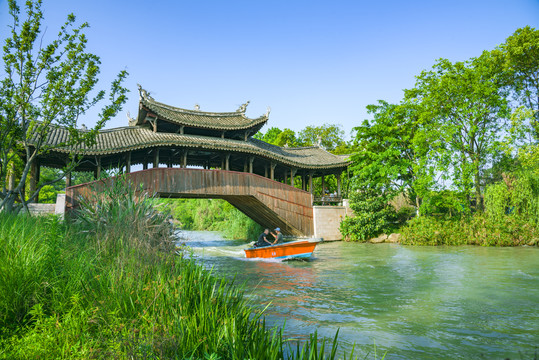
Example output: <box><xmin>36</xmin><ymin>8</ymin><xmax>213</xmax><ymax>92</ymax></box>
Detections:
<box><xmin>136</xmin><ymin>86</ymin><xmax>269</xmax><ymax>132</ymax></box>
<box><xmin>41</xmin><ymin>125</ymin><xmax>349</xmax><ymax>170</ymax></box>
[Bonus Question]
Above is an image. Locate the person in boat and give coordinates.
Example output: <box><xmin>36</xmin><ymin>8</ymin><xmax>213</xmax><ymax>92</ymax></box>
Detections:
<box><xmin>255</xmin><ymin>228</ymin><xmax>273</xmax><ymax>247</ymax></box>
<box><xmin>271</xmin><ymin>227</ymin><xmax>283</xmax><ymax>244</ymax></box>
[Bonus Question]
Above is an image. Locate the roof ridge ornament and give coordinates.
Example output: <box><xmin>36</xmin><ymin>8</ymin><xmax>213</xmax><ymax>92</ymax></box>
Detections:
<box><xmin>194</xmin><ymin>104</ymin><xmax>200</xmax><ymax>111</ymax></box>
<box><xmin>236</xmin><ymin>101</ymin><xmax>250</xmax><ymax>113</ymax></box>
<box><xmin>265</xmin><ymin>106</ymin><xmax>271</xmax><ymax>118</ymax></box>
<box><xmin>127</xmin><ymin>111</ymin><xmax>137</xmax><ymax>126</ymax></box>
<box><xmin>137</xmin><ymin>84</ymin><xmax>154</xmax><ymax>101</ymax></box>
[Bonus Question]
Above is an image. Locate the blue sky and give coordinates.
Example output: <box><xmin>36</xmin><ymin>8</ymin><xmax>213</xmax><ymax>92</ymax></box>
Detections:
<box><xmin>1</xmin><ymin>0</ymin><xmax>538</xmax><ymax>139</ymax></box>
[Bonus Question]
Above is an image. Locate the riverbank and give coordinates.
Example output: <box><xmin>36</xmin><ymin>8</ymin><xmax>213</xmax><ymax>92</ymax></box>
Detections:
<box><xmin>0</xmin><ymin>181</ymin><xmax>356</xmax><ymax>359</ymax></box>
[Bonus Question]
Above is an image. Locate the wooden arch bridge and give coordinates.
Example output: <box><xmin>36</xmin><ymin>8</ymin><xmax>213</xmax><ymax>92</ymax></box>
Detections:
<box><xmin>67</xmin><ymin>168</ymin><xmax>314</xmax><ymax>236</ymax></box>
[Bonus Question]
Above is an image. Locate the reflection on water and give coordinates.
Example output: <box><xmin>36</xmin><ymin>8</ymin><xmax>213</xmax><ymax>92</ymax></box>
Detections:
<box><xmin>179</xmin><ymin>230</ymin><xmax>539</xmax><ymax>360</ymax></box>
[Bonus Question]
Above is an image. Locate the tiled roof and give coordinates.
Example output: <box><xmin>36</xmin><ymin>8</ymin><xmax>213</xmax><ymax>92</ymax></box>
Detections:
<box><xmin>42</xmin><ymin>126</ymin><xmax>349</xmax><ymax>170</ymax></box>
<box><xmin>137</xmin><ymin>88</ymin><xmax>269</xmax><ymax>131</ymax></box>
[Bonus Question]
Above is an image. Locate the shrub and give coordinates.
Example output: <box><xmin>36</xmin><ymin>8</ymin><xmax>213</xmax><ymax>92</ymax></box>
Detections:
<box><xmin>340</xmin><ymin>188</ymin><xmax>396</xmax><ymax>241</ymax></box>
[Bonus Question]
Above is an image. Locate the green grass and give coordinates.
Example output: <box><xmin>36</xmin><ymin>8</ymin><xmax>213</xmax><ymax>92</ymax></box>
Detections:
<box><xmin>0</xmin><ymin>177</ymin><xmax>364</xmax><ymax>359</ymax></box>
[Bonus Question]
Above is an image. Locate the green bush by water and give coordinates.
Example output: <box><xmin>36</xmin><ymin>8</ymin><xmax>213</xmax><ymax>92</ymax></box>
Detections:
<box><xmin>400</xmin><ymin>215</ymin><xmax>539</xmax><ymax>246</ymax></box>
<box><xmin>0</xmin><ymin>177</ymin><xmax>362</xmax><ymax>359</ymax></box>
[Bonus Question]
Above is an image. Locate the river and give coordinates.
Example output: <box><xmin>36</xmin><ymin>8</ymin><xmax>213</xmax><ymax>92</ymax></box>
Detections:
<box><xmin>178</xmin><ymin>230</ymin><xmax>539</xmax><ymax>359</ymax></box>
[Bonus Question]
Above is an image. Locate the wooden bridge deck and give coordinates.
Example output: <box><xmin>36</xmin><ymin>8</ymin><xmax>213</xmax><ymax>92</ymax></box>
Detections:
<box><xmin>66</xmin><ymin>168</ymin><xmax>314</xmax><ymax>236</ymax></box>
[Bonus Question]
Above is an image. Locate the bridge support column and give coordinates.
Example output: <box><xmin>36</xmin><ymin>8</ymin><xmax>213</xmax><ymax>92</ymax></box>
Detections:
<box><xmin>153</xmin><ymin>149</ymin><xmax>160</xmax><ymax>168</ymax></box>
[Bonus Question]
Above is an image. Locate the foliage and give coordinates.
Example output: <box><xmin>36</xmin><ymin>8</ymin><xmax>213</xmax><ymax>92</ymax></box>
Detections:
<box><xmin>400</xmin><ymin>214</ymin><xmax>538</xmax><ymax>246</ymax></box>
<box><xmin>340</xmin><ymin>187</ymin><xmax>396</xmax><ymax>242</ymax></box>
<box><xmin>297</xmin><ymin>123</ymin><xmax>346</xmax><ymax>152</ymax></box>
<box><xmin>0</xmin><ymin>0</ymin><xmax>128</xmax><ymax>213</ymax></box>
<box><xmin>406</xmin><ymin>52</ymin><xmax>510</xmax><ymax>210</ymax></box>
<box><xmin>74</xmin><ymin>175</ymin><xmax>174</xmax><ymax>252</ymax></box>
<box><xmin>158</xmin><ymin>198</ymin><xmax>263</xmax><ymax>240</ymax></box>
<box><xmin>499</xmin><ymin>26</ymin><xmax>539</xmax><ymax>138</ymax></box>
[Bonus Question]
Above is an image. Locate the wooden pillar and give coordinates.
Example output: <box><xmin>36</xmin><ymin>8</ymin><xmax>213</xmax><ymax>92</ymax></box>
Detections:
<box><xmin>153</xmin><ymin>149</ymin><xmax>160</xmax><ymax>168</ymax></box>
<box><xmin>264</xmin><ymin>165</ymin><xmax>268</xmax><ymax>178</ymax></box>
<box><xmin>321</xmin><ymin>175</ymin><xmax>325</xmax><ymax>195</ymax></box>
<box><xmin>225</xmin><ymin>154</ymin><xmax>230</xmax><ymax>171</ymax></box>
<box><xmin>337</xmin><ymin>173</ymin><xmax>342</xmax><ymax>197</ymax></box>
<box><xmin>126</xmin><ymin>152</ymin><xmax>131</xmax><ymax>173</ymax></box>
<box><xmin>302</xmin><ymin>174</ymin><xmax>306</xmax><ymax>191</ymax></box>
<box><xmin>182</xmin><ymin>151</ymin><xmax>188</xmax><ymax>168</ymax></box>
<box><xmin>290</xmin><ymin>168</ymin><xmax>297</xmax><ymax>187</ymax></box>
<box><xmin>270</xmin><ymin>162</ymin><xmax>276</xmax><ymax>180</ymax></box>
<box><xmin>179</xmin><ymin>125</ymin><xmax>184</xmax><ymax>135</ymax></box>
<box><xmin>249</xmin><ymin>156</ymin><xmax>254</xmax><ymax>173</ymax></box>
<box><xmin>143</xmin><ymin>161</ymin><xmax>148</xmax><ymax>170</ymax></box>
<box><xmin>309</xmin><ymin>172</ymin><xmax>313</xmax><ymax>194</ymax></box>
<box><xmin>94</xmin><ymin>157</ymin><xmax>102</xmax><ymax>179</ymax></box>
<box><xmin>65</xmin><ymin>172</ymin><xmax>72</xmax><ymax>188</ymax></box>
<box><xmin>243</xmin><ymin>158</ymin><xmax>248</xmax><ymax>172</ymax></box>
<box><xmin>29</xmin><ymin>160</ymin><xmax>39</xmax><ymax>203</ymax></box>
<box><xmin>284</xmin><ymin>170</ymin><xmax>287</xmax><ymax>185</ymax></box>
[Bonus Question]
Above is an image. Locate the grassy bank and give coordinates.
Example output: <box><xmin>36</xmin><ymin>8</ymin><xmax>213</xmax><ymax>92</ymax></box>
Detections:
<box><xmin>0</xmin><ymin>179</ymin><xmax>359</xmax><ymax>359</ymax></box>
<box><xmin>400</xmin><ymin>215</ymin><xmax>539</xmax><ymax>246</ymax></box>
<box><xmin>157</xmin><ymin>198</ymin><xmax>262</xmax><ymax>240</ymax></box>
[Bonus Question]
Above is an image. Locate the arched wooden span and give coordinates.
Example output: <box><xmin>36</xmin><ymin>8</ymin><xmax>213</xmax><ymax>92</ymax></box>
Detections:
<box><xmin>66</xmin><ymin>168</ymin><xmax>314</xmax><ymax>236</ymax></box>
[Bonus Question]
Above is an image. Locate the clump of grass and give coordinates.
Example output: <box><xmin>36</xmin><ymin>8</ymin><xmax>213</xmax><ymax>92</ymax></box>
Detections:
<box><xmin>74</xmin><ymin>174</ymin><xmax>174</xmax><ymax>252</ymax></box>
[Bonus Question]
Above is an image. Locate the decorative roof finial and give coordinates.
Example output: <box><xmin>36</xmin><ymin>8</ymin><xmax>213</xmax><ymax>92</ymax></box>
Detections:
<box><xmin>316</xmin><ymin>136</ymin><xmax>322</xmax><ymax>147</ymax></box>
<box><xmin>265</xmin><ymin>106</ymin><xmax>271</xmax><ymax>118</ymax></box>
<box><xmin>236</xmin><ymin>101</ymin><xmax>250</xmax><ymax>113</ymax></box>
<box><xmin>137</xmin><ymin>84</ymin><xmax>153</xmax><ymax>101</ymax></box>
<box><xmin>194</xmin><ymin>104</ymin><xmax>200</xmax><ymax>111</ymax></box>
<box><xmin>127</xmin><ymin>111</ymin><xmax>136</xmax><ymax>126</ymax></box>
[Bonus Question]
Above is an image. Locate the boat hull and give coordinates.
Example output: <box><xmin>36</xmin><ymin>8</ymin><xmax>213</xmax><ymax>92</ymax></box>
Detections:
<box><xmin>244</xmin><ymin>240</ymin><xmax>318</xmax><ymax>260</ymax></box>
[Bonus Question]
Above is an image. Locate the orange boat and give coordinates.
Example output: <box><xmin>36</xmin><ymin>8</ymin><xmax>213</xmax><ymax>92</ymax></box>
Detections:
<box><xmin>244</xmin><ymin>240</ymin><xmax>319</xmax><ymax>260</ymax></box>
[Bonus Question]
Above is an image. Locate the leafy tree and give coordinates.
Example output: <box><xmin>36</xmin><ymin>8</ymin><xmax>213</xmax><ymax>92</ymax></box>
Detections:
<box><xmin>407</xmin><ymin>52</ymin><xmax>510</xmax><ymax>210</ymax></box>
<box><xmin>349</xmin><ymin>100</ymin><xmax>437</xmax><ymax>212</ymax></box>
<box><xmin>297</xmin><ymin>124</ymin><xmax>346</xmax><ymax>152</ymax></box>
<box><xmin>0</xmin><ymin>0</ymin><xmax>128</xmax><ymax>213</ymax></box>
<box><xmin>499</xmin><ymin>26</ymin><xmax>539</xmax><ymax>139</ymax></box>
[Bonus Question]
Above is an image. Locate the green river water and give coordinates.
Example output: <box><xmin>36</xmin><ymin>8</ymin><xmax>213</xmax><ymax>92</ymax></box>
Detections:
<box><xmin>180</xmin><ymin>231</ymin><xmax>538</xmax><ymax>359</ymax></box>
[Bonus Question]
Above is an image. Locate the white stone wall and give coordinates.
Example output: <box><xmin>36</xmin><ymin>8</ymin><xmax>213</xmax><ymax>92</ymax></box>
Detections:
<box><xmin>313</xmin><ymin>203</ymin><xmax>353</xmax><ymax>241</ymax></box>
